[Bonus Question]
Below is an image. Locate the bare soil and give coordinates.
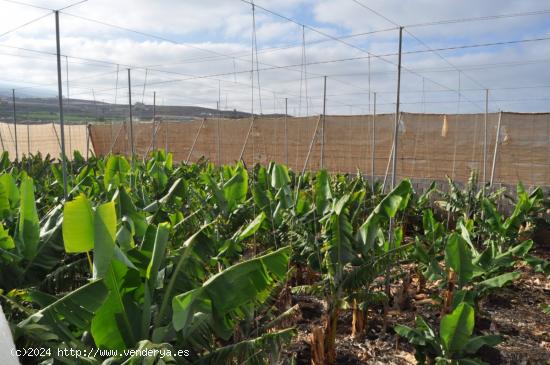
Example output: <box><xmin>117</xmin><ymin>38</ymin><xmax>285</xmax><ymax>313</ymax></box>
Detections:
<box><xmin>285</xmin><ymin>248</ymin><xmax>550</xmax><ymax>364</ymax></box>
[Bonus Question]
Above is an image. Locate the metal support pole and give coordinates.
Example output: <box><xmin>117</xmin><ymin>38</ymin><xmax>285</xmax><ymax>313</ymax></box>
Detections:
<box><xmin>382</xmin><ymin>142</ymin><xmax>394</xmax><ymax>193</ymax></box>
<box><xmin>240</xmin><ymin>116</ymin><xmax>254</xmax><ymax>162</ymax></box>
<box><xmin>489</xmin><ymin>111</ymin><xmax>502</xmax><ymax>186</ymax></box>
<box><xmin>368</xmin><ymin>55</ymin><xmax>371</xmax><ymax>113</ymax></box>
<box><xmin>108</xmin><ymin>123</ymin><xmax>124</xmax><ymax>155</ymax></box>
<box><xmin>187</xmin><ymin>118</ymin><xmax>206</xmax><ymax>164</ymax></box>
<box><xmin>86</xmin><ymin>123</ymin><xmax>90</xmax><ymax>160</ymax></box>
<box><xmin>65</xmin><ymin>56</ymin><xmax>71</xmax><ymax>163</ymax></box>
<box><xmin>12</xmin><ymin>89</ymin><xmax>18</xmax><ymax>161</ymax></box>
<box><xmin>0</xmin><ymin>121</ymin><xmax>5</xmax><ymax>152</ymax></box>
<box><xmin>127</xmin><ymin>68</ymin><xmax>135</xmax><ymax>158</ymax></box>
<box><xmin>243</xmin><ymin>2</ymin><xmax>255</xmax><ymax>165</ymax></box>
<box><xmin>371</xmin><ymin>92</ymin><xmax>376</xmax><ymax>186</ymax></box>
<box><xmin>216</xmin><ymin>101</ymin><xmax>221</xmax><ymax>165</ymax></box>
<box><xmin>385</xmin><ymin>26</ymin><xmax>403</xmax><ymax>311</ymax></box>
<box><xmin>284</xmin><ymin>97</ymin><xmax>288</xmax><ymax>165</ymax></box>
<box><xmin>320</xmin><ymin>76</ymin><xmax>327</xmax><ymax>169</ymax></box>
<box><xmin>217</xmin><ymin>81</ymin><xmax>221</xmax><ymax>165</ymax></box>
<box><xmin>26</xmin><ymin>123</ymin><xmax>30</xmax><ymax>156</ymax></box>
<box><xmin>152</xmin><ymin>91</ymin><xmax>156</xmax><ymax>151</ymax></box>
<box><xmin>302</xmin><ymin>115</ymin><xmax>322</xmax><ymax>175</ymax></box>
<box><xmin>110</xmin><ymin>64</ymin><xmax>120</xmax><ymax>155</ymax></box>
<box><xmin>391</xmin><ymin>27</ymin><xmax>403</xmax><ymax>190</ymax></box>
<box><xmin>483</xmin><ymin>89</ymin><xmax>488</xmax><ymax>184</ymax></box>
<box><xmin>144</xmin><ymin>108</ymin><xmax>161</xmax><ymax>162</ymax></box>
<box><xmin>65</xmin><ymin>55</ymin><xmax>69</xmax><ymax>104</ymax></box>
<box><xmin>55</xmin><ymin>11</ymin><xmax>68</xmax><ymax>200</ymax></box>
<box><xmin>422</xmin><ymin>77</ymin><xmax>426</xmax><ymax>113</ymax></box>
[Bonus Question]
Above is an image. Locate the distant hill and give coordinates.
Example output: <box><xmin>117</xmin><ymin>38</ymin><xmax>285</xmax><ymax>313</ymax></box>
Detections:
<box><xmin>0</xmin><ymin>97</ymin><xmax>285</xmax><ymax>124</ymax></box>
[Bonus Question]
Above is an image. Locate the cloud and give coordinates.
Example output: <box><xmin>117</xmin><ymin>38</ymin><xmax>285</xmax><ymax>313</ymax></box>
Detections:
<box><xmin>0</xmin><ymin>0</ymin><xmax>549</xmax><ymax>114</ymax></box>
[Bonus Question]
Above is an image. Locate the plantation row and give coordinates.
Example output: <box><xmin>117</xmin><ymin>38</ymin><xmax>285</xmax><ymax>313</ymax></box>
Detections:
<box><xmin>0</xmin><ymin>151</ymin><xmax>548</xmax><ymax>364</ymax></box>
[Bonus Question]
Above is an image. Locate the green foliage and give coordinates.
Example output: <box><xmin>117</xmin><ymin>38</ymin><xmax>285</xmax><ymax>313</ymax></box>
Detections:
<box><xmin>62</xmin><ymin>195</ymin><xmax>117</xmax><ymax>279</ymax></box>
<box><xmin>16</xmin><ymin>175</ymin><xmax>40</xmax><ymax>260</ymax></box>
<box><xmin>0</xmin><ymin>153</ymin><xmax>546</xmax><ymax>364</ymax></box>
<box><xmin>357</xmin><ymin>179</ymin><xmax>412</xmax><ymax>251</ymax></box>
<box><xmin>395</xmin><ymin>303</ymin><xmax>501</xmax><ymax>364</ymax></box>
<box><xmin>172</xmin><ymin>247</ymin><xmax>291</xmax><ymax>339</ymax></box>
<box><xmin>62</xmin><ymin>195</ymin><xmax>94</xmax><ymax>253</ymax></box>
<box><xmin>104</xmin><ymin>155</ymin><xmax>131</xmax><ymax>189</ymax></box>
<box><xmin>445</xmin><ymin>234</ymin><xmax>475</xmax><ymax>288</ymax></box>
<box><xmin>18</xmin><ymin>279</ymin><xmax>109</xmax><ymax>343</ymax></box>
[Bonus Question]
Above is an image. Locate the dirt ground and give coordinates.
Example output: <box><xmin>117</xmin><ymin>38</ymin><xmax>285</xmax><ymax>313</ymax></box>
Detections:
<box><xmin>285</xmin><ymin>247</ymin><xmax>550</xmax><ymax>365</ymax></box>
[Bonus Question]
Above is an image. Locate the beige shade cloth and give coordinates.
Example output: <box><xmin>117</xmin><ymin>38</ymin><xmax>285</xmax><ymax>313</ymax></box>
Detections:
<box><xmin>0</xmin><ymin>122</ymin><xmax>91</xmax><ymax>160</ymax></box>
<box><xmin>87</xmin><ymin>112</ymin><xmax>550</xmax><ymax>187</ymax></box>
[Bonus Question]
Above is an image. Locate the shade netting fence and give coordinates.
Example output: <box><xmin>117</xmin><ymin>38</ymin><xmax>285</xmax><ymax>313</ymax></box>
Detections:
<box><xmin>0</xmin><ymin>113</ymin><xmax>546</xmax><ymax>187</ymax></box>
<box><xmin>0</xmin><ymin>122</ymin><xmax>89</xmax><ymax>159</ymax></box>
<box><xmin>86</xmin><ymin>112</ymin><xmax>550</xmax><ymax>187</ymax></box>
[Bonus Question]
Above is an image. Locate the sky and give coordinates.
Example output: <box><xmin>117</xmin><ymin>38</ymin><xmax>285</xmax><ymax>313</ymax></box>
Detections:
<box><xmin>0</xmin><ymin>0</ymin><xmax>549</xmax><ymax>115</ymax></box>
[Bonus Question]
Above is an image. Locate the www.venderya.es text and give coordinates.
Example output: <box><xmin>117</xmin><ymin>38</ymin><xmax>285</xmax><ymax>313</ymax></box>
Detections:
<box><xmin>12</xmin><ymin>347</ymin><xmax>190</xmax><ymax>358</ymax></box>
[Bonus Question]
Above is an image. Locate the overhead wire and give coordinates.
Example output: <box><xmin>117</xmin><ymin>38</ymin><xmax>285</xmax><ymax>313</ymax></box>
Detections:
<box><xmin>59</xmin><ymin>9</ymin><xmax>379</xmax><ymax>99</ymax></box>
<box><xmin>351</xmin><ymin>0</ymin><xmax>487</xmax><ymax>107</ymax></box>
<box><xmin>0</xmin><ymin>69</ymin><xmax>120</xmax><ymax>93</ymax></box>
<box><xmin>59</xmin><ymin>5</ymin><xmax>550</xmax><ymax>68</ymax></box>
<box><xmin>0</xmin><ymin>0</ymin><xmax>51</xmax><ymax>11</ymax></box>
<box><xmin>4</xmin><ymin>46</ymin><xmax>548</xmax><ymax>113</ymax></box>
<box><xmin>142</xmin><ymin>26</ymin><xmax>398</xmax><ymax>70</ymax></box>
<box><xmin>405</xmin><ymin>8</ymin><xmax>550</xmax><ymax>28</ymax></box>
<box><xmin>3</xmin><ymin>1</ymin><xmax>550</xmax><ymax>117</ymax></box>
<box><xmin>1</xmin><ymin>0</ymin><xmax>87</xmax><ymax>11</ymax></box>
<box><xmin>3</xmin><ymin>34</ymin><xmax>550</xmax><ymax>90</ymax></box>
<box><xmin>241</xmin><ymin>0</ymin><xmax>485</xmax><ymax>111</ymax></box>
<box><xmin>0</xmin><ymin>12</ymin><xmax>52</xmax><ymax>39</ymax></box>
<box><xmin>252</xmin><ymin>3</ymin><xmax>262</xmax><ymax>114</ymax></box>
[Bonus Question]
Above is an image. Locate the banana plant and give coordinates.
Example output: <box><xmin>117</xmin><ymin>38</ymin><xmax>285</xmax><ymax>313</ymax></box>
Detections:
<box><xmin>437</xmin><ymin>172</ymin><xmax>484</xmax><ymax>225</ymax></box>
<box><xmin>202</xmin><ymin>162</ymin><xmax>248</xmax><ymax>218</ymax></box>
<box><xmin>171</xmin><ymin>247</ymin><xmax>295</xmax><ymax>364</ymax></box>
<box><xmin>305</xmin><ymin>175</ymin><xmax>413</xmax><ymax>364</ymax></box>
<box><xmin>412</xmin><ymin>209</ymin><xmax>447</xmax><ymax>289</ymax></box>
<box><xmin>14</xmin><ymin>280</ymin><xmax>109</xmax><ymax>365</ymax></box>
<box><xmin>10</xmin><ymin>182</ymin><xmax>295</xmax><ymax>364</ymax></box>
<box><xmin>440</xmin><ymin>224</ymin><xmax>533</xmax><ymax>313</ymax></box>
<box><xmin>2</xmin><ymin>153</ymin><xmax>549</xmax><ymax>365</ymax></box>
<box><xmin>145</xmin><ymin>150</ymin><xmax>173</xmax><ymax>196</ymax></box>
<box><xmin>0</xmin><ymin>173</ymin><xmax>60</xmax><ymax>289</ymax></box>
<box><xmin>252</xmin><ymin>163</ymin><xmax>294</xmax><ymax>231</ymax></box>
<box><xmin>395</xmin><ymin>302</ymin><xmax>501</xmax><ymax>365</ymax></box>
<box><xmin>480</xmin><ymin>183</ymin><xmax>543</xmax><ymax>248</ymax></box>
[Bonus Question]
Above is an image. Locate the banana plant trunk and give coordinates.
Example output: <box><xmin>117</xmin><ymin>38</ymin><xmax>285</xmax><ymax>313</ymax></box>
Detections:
<box><xmin>417</xmin><ymin>267</ymin><xmax>426</xmax><ymax>292</ymax></box>
<box><xmin>351</xmin><ymin>299</ymin><xmax>367</xmax><ymax>339</ymax></box>
<box><xmin>310</xmin><ymin>325</ymin><xmax>325</xmax><ymax>365</ymax></box>
<box><xmin>324</xmin><ymin>304</ymin><xmax>339</xmax><ymax>364</ymax></box>
<box><xmin>441</xmin><ymin>270</ymin><xmax>456</xmax><ymax>316</ymax></box>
